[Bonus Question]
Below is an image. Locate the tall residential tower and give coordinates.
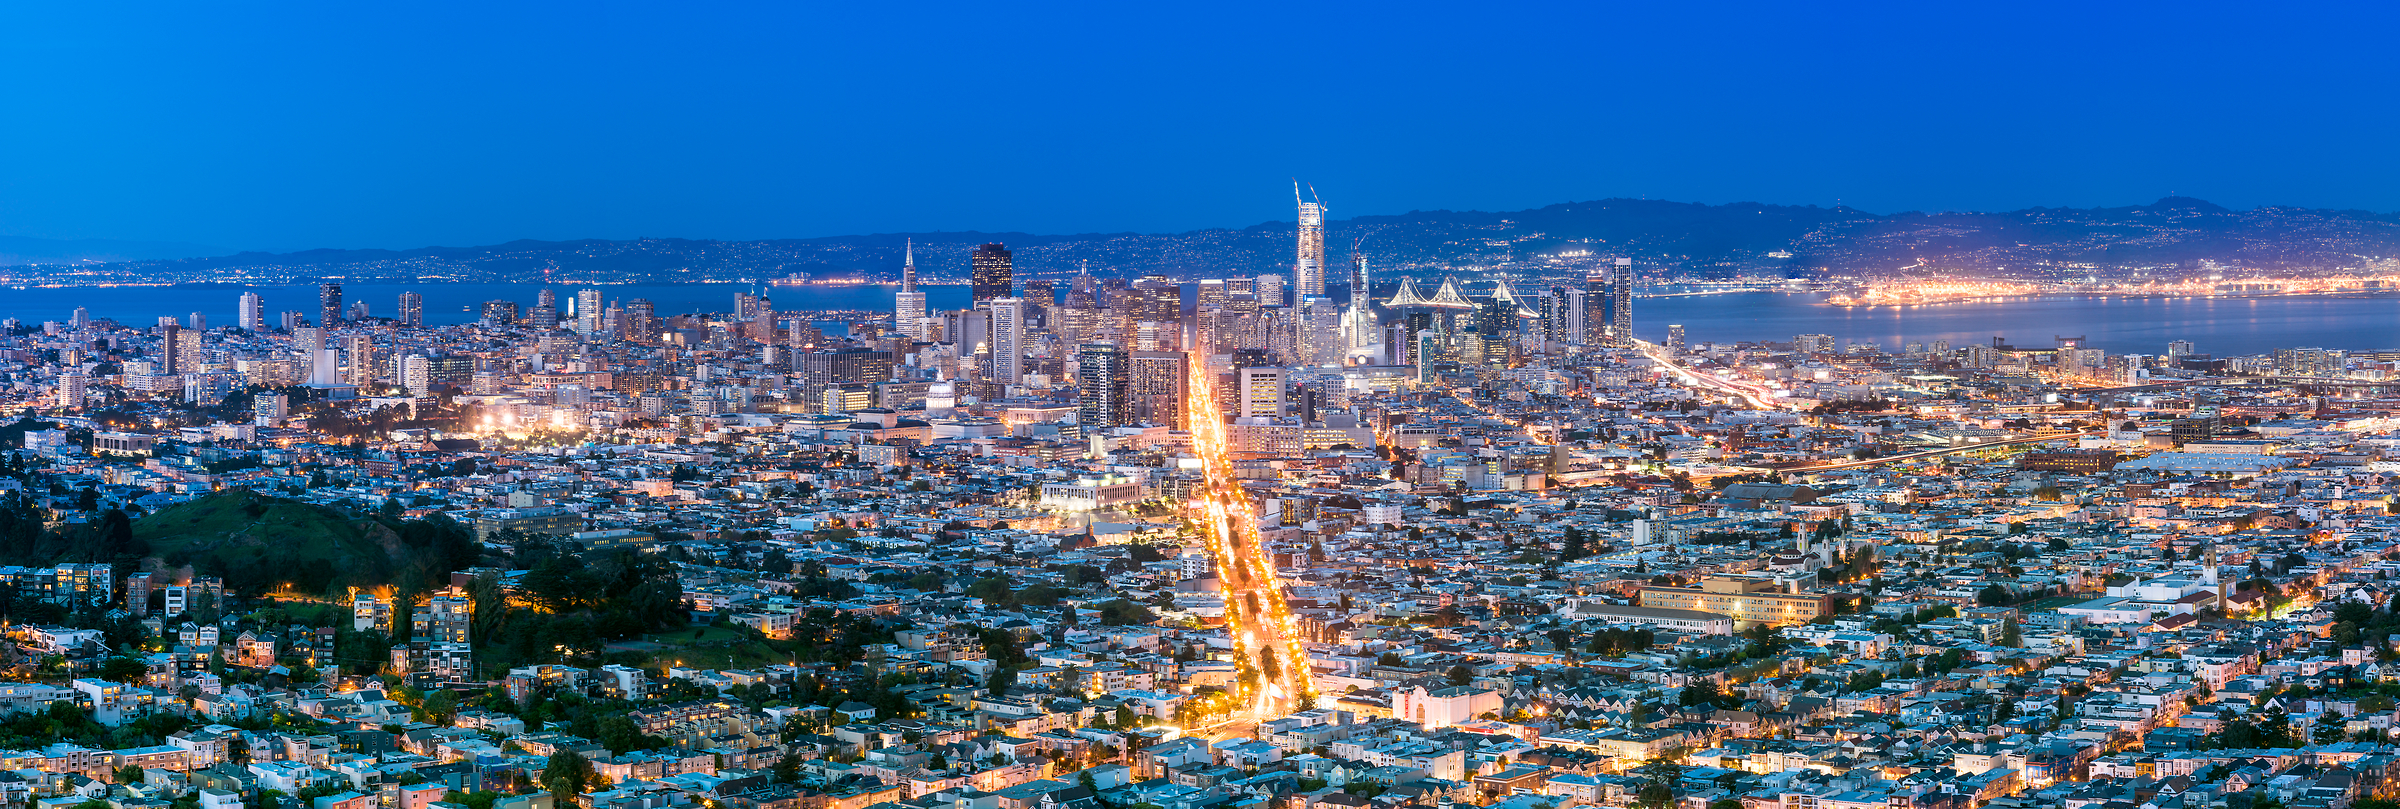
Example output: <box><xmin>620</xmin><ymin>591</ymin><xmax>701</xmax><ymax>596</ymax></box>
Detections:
<box><xmin>238</xmin><ymin>292</ymin><xmax>265</xmax><ymax>332</ymax></box>
<box><xmin>319</xmin><ymin>283</ymin><xmax>344</xmax><ymax>327</ymax></box>
<box><xmin>1610</xmin><ymin>257</ymin><xmax>1633</xmax><ymax>347</ymax></box>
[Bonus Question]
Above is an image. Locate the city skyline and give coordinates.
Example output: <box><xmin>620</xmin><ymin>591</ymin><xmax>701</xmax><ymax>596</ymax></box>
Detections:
<box><xmin>9</xmin><ymin>7</ymin><xmax>2400</xmax><ymax>808</ymax></box>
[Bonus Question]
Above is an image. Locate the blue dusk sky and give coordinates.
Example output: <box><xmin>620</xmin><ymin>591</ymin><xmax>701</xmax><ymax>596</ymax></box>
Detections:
<box><xmin>2</xmin><ymin>1</ymin><xmax>2395</xmax><ymax>250</ymax></box>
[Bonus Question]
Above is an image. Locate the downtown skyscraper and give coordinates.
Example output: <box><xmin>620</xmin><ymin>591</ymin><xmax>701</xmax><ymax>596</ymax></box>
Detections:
<box><xmin>894</xmin><ymin>239</ymin><xmax>929</xmax><ymax>341</ymax></box>
<box><xmin>1610</xmin><ymin>257</ymin><xmax>1634</xmax><ymax>347</ymax></box>
<box><xmin>319</xmin><ymin>283</ymin><xmax>344</xmax><ymax>327</ymax></box>
<box><xmin>1294</xmin><ymin>184</ymin><xmax>1326</xmax><ymax>297</ymax></box>
<box><xmin>1076</xmin><ymin>342</ymin><xmax>1132</xmax><ymax>430</ymax></box>
<box><xmin>986</xmin><ymin>297</ymin><xmax>1025</xmax><ymax>385</ymax></box>
<box><xmin>1128</xmin><ymin>350</ymin><xmax>1187</xmax><ymax>429</ymax></box>
<box><xmin>971</xmin><ymin>243</ymin><xmax>1014</xmax><ymax>305</ymax></box>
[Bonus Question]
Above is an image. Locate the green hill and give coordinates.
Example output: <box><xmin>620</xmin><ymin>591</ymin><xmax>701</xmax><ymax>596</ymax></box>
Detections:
<box><xmin>139</xmin><ymin>488</ymin><xmax>406</xmax><ymax>596</ymax></box>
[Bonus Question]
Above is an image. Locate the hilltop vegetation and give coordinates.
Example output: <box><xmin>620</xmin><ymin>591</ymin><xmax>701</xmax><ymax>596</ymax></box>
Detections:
<box><xmin>0</xmin><ymin>487</ymin><xmax>482</xmax><ymax>600</ymax></box>
<box><xmin>140</xmin><ymin>488</ymin><xmax>481</xmax><ymax>598</ymax></box>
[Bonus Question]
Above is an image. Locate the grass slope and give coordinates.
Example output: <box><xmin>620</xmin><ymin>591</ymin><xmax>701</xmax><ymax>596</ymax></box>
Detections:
<box><xmin>137</xmin><ymin>488</ymin><xmax>400</xmax><ymax>596</ymax></box>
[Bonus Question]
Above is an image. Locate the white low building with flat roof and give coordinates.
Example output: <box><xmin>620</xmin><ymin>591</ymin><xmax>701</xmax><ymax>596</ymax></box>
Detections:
<box><xmin>1560</xmin><ymin>600</ymin><xmax>1735</xmax><ymax>635</ymax></box>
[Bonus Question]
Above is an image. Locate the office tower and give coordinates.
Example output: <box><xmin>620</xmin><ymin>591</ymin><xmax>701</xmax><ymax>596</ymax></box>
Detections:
<box><xmin>796</xmin><ymin>348</ymin><xmax>898</xmax><ymax>397</ymax></box>
<box><xmin>189</xmin><ymin>312</ymin><xmax>206</xmax><ymax>331</ymax></box>
<box><xmin>1340</xmin><ymin>246</ymin><xmax>1376</xmax><ymax>355</ymax></box>
<box><xmin>972</xmin><ymin>243</ymin><xmax>1014</xmax><ymax>304</ymax></box>
<box><xmin>1380</xmin><ymin>322</ymin><xmax>1414</xmax><ymax>366</ymax></box>
<box><xmin>1022</xmin><ymin>278</ymin><xmax>1056</xmax><ymax>317</ymax></box>
<box><xmin>1130</xmin><ymin>276</ymin><xmax>1181</xmax><ymax>351</ymax></box>
<box><xmin>1580</xmin><ymin>275</ymin><xmax>1608</xmax><ymax>346</ymax></box>
<box><xmin>751</xmin><ymin>297</ymin><xmax>777</xmax><ymax>344</ymax></box>
<box><xmin>1667</xmin><ymin>325</ymin><xmax>1686</xmax><ymax>354</ymax></box>
<box><xmin>320</xmin><ymin>283</ymin><xmax>344</xmax><ymax>327</ymax></box>
<box><xmin>1534</xmin><ymin>287</ymin><xmax>1565</xmax><ymax>347</ymax></box>
<box><xmin>1415</xmin><ymin>330</ymin><xmax>1447</xmax><ymax>383</ymax></box>
<box><xmin>1795</xmin><ymin>334</ymin><xmax>1835</xmax><ymax>354</ymax></box>
<box><xmin>1609</xmin><ymin>258</ymin><xmax>1633</xmax><ymax>346</ymax></box>
<box><xmin>160</xmin><ymin>323</ymin><xmax>183</xmax><ymax>375</ymax></box>
<box><xmin>398</xmin><ymin>292</ymin><xmax>423</xmax><ymax>328</ymax></box>
<box><xmin>1347</xmin><ymin>238</ymin><xmax>1369</xmax><ymax>297</ymax></box>
<box><xmin>238</xmin><ymin>292</ymin><xmax>264</xmax><ymax>332</ymax></box>
<box><xmin>736</xmin><ymin>292</ymin><xmax>760</xmax><ymax>320</ymax></box>
<box><xmin>622</xmin><ymin>299</ymin><xmax>656</xmax><ymax>341</ymax></box>
<box><xmin>575</xmin><ymin>289</ymin><xmax>603</xmax><ymax>336</ymax></box>
<box><xmin>1076</xmin><ymin>343</ymin><xmax>1132</xmax><ymax>430</ymax></box>
<box><xmin>1238</xmin><ymin>366</ymin><xmax>1284</xmax><ymax>418</ymax></box>
<box><xmin>1068</xmin><ymin>266</ymin><xmax>1099</xmax><ymax>306</ymax></box>
<box><xmin>1300</xmin><ymin>296</ymin><xmax>1342</xmax><ymax>366</ymax></box>
<box><xmin>1264</xmin><ymin>306</ymin><xmax>1299</xmax><ymax>364</ymax></box>
<box><xmin>1294</xmin><ymin>184</ymin><xmax>1326</xmax><ymax>297</ymax></box>
<box><xmin>1129</xmin><ymin>350</ymin><xmax>1188</xmax><ymax>428</ymax></box>
<box><xmin>987</xmin><ymin>298</ymin><xmax>1026</xmax><ymax>384</ymax></box>
<box><xmin>55</xmin><ymin>373</ymin><xmax>85</xmax><ymax>410</ymax></box>
<box><xmin>1558</xmin><ymin>288</ymin><xmax>1588</xmax><ymax>347</ymax></box>
<box><xmin>894</xmin><ymin>239</ymin><xmax>929</xmax><ymax>341</ymax></box>
<box><xmin>1197</xmin><ymin>279</ymin><xmax>1228</xmax><ymax>312</ymax></box>
<box><xmin>1256</xmin><ymin>274</ymin><xmax>1286</xmax><ymax>309</ymax></box>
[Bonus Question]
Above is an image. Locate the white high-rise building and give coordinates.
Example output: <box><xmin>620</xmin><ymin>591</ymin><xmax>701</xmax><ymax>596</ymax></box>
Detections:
<box><xmin>576</xmin><ymin>289</ymin><xmax>603</xmax><ymax>336</ymax></box>
<box><xmin>298</xmin><ymin>327</ymin><xmax>340</xmax><ymax>386</ymax></box>
<box><xmin>55</xmin><ymin>373</ymin><xmax>85</xmax><ymax>410</ymax></box>
<box><xmin>401</xmin><ymin>354</ymin><xmax>433</xmax><ymax>395</ymax></box>
<box><xmin>238</xmin><ymin>290</ymin><xmax>265</xmax><ymax>331</ymax></box>
<box><xmin>893</xmin><ymin>239</ymin><xmax>928</xmax><ymax>341</ymax></box>
<box><xmin>987</xmin><ymin>298</ymin><xmax>1025</xmax><ymax>385</ymax></box>
<box><xmin>1294</xmin><ymin>184</ymin><xmax>1326</xmax><ymax>297</ymax></box>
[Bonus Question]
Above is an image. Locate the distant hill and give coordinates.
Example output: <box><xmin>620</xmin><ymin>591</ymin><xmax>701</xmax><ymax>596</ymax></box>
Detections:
<box><xmin>138</xmin><ymin>488</ymin><xmax>473</xmax><ymax>597</ymax></box>
<box><xmin>0</xmin><ymin>235</ymin><xmax>235</xmax><ymax>266</ymax></box>
<box><xmin>50</xmin><ymin>197</ymin><xmax>2400</xmax><ymax>284</ymax></box>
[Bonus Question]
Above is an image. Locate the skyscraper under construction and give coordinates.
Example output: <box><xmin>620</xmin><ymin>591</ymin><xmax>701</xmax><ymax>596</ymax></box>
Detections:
<box><xmin>1294</xmin><ymin>183</ymin><xmax>1326</xmax><ymax>297</ymax></box>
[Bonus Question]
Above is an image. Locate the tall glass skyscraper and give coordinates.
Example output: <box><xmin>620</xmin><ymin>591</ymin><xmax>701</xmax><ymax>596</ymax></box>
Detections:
<box><xmin>971</xmin><ymin>242</ymin><xmax>1013</xmax><ymax>305</ymax></box>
